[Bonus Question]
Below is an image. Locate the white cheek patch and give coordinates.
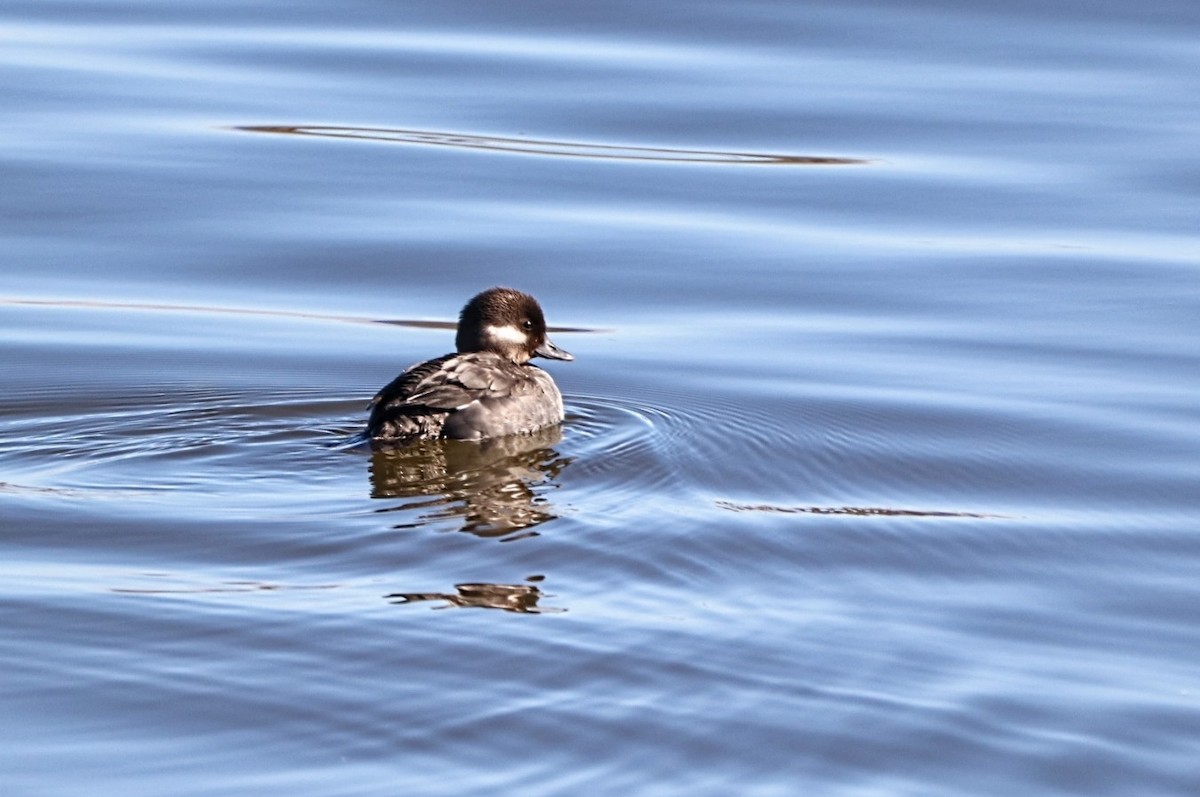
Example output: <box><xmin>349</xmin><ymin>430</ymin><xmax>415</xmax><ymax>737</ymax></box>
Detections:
<box><xmin>484</xmin><ymin>324</ymin><xmax>528</xmax><ymax>346</ymax></box>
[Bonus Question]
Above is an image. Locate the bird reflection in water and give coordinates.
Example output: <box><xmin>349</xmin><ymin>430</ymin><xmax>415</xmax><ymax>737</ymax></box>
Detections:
<box><xmin>387</xmin><ymin>576</ymin><xmax>562</xmax><ymax>614</ymax></box>
<box><xmin>368</xmin><ymin>425</ymin><xmax>570</xmax><ymax>539</ymax></box>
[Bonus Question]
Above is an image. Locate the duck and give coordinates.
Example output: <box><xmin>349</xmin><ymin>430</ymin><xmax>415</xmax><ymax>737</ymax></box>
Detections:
<box><xmin>366</xmin><ymin>287</ymin><xmax>573</xmax><ymax>442</ymax></box>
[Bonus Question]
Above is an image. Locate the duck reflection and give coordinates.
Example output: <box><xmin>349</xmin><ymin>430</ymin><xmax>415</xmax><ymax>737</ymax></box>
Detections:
<box><xmin>368</xmin><ymin>425</ymin><xmax>570</xmax><ymax>538</ymax></box>
<box><xmin>386</xmin><ymin>577</ymin><xmax>562</xmax><ymax>613</ymax></box>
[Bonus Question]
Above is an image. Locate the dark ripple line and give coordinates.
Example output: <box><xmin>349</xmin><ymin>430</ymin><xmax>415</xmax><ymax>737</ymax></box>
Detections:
<box><xmin>0</xmin><ymin>296</ymin><xmax>600</xmax><ymax>335</ymax></box>
<box><xmin>716</xmin><ymin>500</ymin><xmax>1006</xmax><ymax>519</ymax></box>
<box><xmin>113</xmin><ymin>581</ymin><xmax>340</xmax><ymax>595</ymax></box>
<box><xmin>235</xmin><ymin>125</ymin><xmax>868</xmax><ymax>166</ymax></box>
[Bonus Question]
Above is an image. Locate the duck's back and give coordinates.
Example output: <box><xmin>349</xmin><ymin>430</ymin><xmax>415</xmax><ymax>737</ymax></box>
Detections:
<box><xmin>367</xmin><ymin>352</ymin><xmax>564</xmax><ymax>442</ymax></box>
<box><xmin>366</xmin><ymin>354</ymin><xmax>457</xmax><ymax>441</ymax></box>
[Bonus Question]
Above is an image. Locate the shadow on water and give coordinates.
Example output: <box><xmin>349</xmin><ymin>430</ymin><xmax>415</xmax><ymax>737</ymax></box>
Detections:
<box><xmin>234</xmin><ymin>125</ymin><xmax>869</xmax><ymax>166</ymax></box>
<box><xmin>386</xmin><ymin>575</ymin><xmax>563</xmax><ymax>614</ymax></box>
<box><xmin>365</xmin><ymin>428</ymin><xmax>572</xmax><ymax>612</ymax></box>
<box><xmin>367</xmin><ymin>426</ymin><xmax>571</xmax><ymax>541</ymax></box>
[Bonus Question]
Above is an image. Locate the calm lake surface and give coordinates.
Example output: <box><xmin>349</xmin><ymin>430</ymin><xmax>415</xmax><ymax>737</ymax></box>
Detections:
<box><xmin>3</xmin><ymin>1</ymin><xmax>1199</xmax><ymax>795</ymax></box>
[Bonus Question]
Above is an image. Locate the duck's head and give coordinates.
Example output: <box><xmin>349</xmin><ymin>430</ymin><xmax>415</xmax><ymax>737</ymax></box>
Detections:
<box><xmin>456</xmin><ymin>287</ymin><xmax>574</xmax><ymax>365</ymax></box>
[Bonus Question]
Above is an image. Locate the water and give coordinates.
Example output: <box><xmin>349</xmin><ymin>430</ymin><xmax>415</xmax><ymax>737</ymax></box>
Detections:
<box><xmin>3</xmin><ymin>1</ymin><xmax>1200</xmax><ymax>795</ymax></box>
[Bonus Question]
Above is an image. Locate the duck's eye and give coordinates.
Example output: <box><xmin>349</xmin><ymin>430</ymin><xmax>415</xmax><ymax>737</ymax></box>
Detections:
<box><xmin>521</xmin><ymin>319</ymin><xmax>534</xmax><ymax>331</ymax></box>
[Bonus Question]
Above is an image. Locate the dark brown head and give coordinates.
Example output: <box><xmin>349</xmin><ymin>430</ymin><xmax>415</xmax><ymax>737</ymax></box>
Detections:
<box><xmin>456</xmin><ymin>287</ymin><xmax>573</xmax><ymax>364</ymax></box>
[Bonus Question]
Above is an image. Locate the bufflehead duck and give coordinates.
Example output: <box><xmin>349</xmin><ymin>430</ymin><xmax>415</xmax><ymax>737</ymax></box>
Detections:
<box><xmin>366</xmin><ymin>287</ymin><xmax>573</xmax><ymax>441</ymax></box>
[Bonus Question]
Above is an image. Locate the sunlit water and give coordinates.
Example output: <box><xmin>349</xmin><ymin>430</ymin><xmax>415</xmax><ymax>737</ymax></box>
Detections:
<box><xmin>3</xmin><ymin>1</ymin><xmax>1200</xmax><ymax>795</ymax></box>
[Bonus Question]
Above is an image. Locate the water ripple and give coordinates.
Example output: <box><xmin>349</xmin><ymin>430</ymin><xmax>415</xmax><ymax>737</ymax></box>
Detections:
<box><xmin>562</xmin><ymin>395</ymin><xmax>690</xmax><ymax>501</ymax></box>
<box><xmin>0</xmin><ymin>385</ymin><xmax>358</xmax><ymax>501</ymax></box>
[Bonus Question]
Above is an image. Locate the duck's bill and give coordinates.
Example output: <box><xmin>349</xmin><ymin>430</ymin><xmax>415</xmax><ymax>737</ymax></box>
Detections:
<box><xmin>535</xmin><ymin>338</ymin><xmax>574</xmax><ymax>361</ymax></box>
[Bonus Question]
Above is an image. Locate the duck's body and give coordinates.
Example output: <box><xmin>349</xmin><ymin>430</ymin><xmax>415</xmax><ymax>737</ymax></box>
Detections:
<box><xmin>366</xmin><ymin>288</ymin><xmax>572</xmax><ymax>442</ymax></box>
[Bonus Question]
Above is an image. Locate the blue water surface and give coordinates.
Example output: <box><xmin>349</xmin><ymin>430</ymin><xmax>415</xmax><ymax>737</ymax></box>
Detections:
<box><xmin>2</xmin><ymin>1</ymin><xmax>1199</xmax><ymax>795</ymax></box>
